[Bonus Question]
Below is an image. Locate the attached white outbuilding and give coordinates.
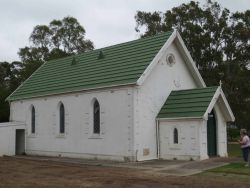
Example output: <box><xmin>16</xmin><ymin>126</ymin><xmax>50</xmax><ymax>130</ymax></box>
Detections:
<box><xmin>157</xmin><ymin>86</ymin><xmax>235</xmax><ymax>160</ymax></box>
<box><xmin>0</xmin><ymin>122</ymin><xmax>25</xmax><ymax>156</ymax></box>
<box><xmin>2</xmin><ymin>30</ymin><xmax>235</xmax><ymax>161</ymax></box>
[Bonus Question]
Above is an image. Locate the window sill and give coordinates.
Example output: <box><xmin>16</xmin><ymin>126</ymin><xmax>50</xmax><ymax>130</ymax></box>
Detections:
<box><xmin>56</xmin><ymin>134</ymin><xmax>66</xmax><ymax>139</ymax></box>
<box><xmin>169</xmin><ymin>144</ymin><xmax>181</xmax><ymax>150</ymax></box>
<box><xmin>88</xmin><ymin>134</ymin><xmax>103</xmax><ymax>139</ymax></box>
<box><xmin>28</xmin><ymin>134</ymin><xmax>37</xmax><ymax>138</ymax></box>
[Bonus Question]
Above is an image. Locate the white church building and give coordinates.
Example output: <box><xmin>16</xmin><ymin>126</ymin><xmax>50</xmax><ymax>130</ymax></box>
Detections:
<box><xmin>0</xmin><ymin>30</ymin><xmax>235</xmax><ymax>161</ymax></box>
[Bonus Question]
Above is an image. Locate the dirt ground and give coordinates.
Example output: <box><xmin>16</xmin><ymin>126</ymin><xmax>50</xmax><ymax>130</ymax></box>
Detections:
<box><xmin>0</xmin><ymin>157</ymin><xmax>249</xmax><ymax>188</ymax></box>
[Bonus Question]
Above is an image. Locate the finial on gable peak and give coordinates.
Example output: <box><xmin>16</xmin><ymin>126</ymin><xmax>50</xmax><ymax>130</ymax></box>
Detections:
<box><xmin>219</xmin><ymin>80</ymin><xmax>222</xmax><ymax>87</ymax></box>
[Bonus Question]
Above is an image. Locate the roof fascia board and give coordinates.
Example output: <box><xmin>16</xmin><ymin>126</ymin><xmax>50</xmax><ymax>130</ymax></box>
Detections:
<box><xmin>156</xmin><ymin>116</ymin><xmax>203</xmax><ymax>121</ymax></box>
<box><xmin>219</xmin><ymin>88</ymin><xmax>235</xmax><ymax>121</ymax></box>
<box><xmin>136</xmin><ymin>30</ymin><xmax>177</xmax><ymax>85</ymax></box>
<box><xmin>175</xmin><ymin>32</ymin><xmax>206</xmax><ymax>87</ymax></box>
<box><xmin>203</xmin><ymin>87</ymin><xmax>221</xmax><ymax>120</ymax></box>
<box><xmin>203</xmin><ymin>86</ymin><xmax>235</xmax><ymax>122</ymax></box>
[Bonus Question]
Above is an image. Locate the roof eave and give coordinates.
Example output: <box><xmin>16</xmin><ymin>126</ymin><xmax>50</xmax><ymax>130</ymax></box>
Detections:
<box><xmin>218</xmin><ymin>88</ymin><xmax>235</xmax><ymax>122</ymax></box>
<box><xmin>8</xmin><ymin>82</ymin><xmax>137</xmax><ymax>102</ymax></box>
<box><xmin>203</xmin><ymin>87</ymin><xmax>221</xmax><ymax>120</ymax></box>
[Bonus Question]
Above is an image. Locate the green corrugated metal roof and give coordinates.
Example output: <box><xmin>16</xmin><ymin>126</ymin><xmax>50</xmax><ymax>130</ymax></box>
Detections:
<box><xmin>157</xmin><ymin>86</ymin><xmax>218</xmax><ymax>119</ymax></box>
<box><xmin>7</xmin><ymin>31</ymin><xmax>173</xmax><ymax>101</ymax></box>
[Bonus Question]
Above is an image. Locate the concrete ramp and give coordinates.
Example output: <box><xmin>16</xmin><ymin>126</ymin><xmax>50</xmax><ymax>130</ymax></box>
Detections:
<box><xmin>0</xmin><ymin>122</ymin><xmax>25</xmax><ymax>156</ymax></box>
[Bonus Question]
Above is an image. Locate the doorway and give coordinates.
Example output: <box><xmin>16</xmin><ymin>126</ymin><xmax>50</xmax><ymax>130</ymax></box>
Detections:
<box><xmin>207</xmin><ymin>110</ymin><xmax>217</xmax><ymax>156</ymax></box>
<box><xmin>15</xmin><ymin>129</ymin><xmax>25</xmax><ymax>155</ymax></box>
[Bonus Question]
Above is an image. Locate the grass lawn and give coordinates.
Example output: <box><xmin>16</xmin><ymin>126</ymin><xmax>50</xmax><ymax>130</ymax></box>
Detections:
<box><xmin>198</xmin><ymin>143</ymin><xmax>250</xmax><ymax>182</ymax></box>
<box><xmin>208</xmin><ymin>162</ymin><xmax>250</xmax><ymax>176</ymax></box>
<box><xmin>228</xmin><ymin>142</ymin><xmax>242</xmax><ymax>157</ymax></box>
<box><xmin>200</xmin><ymin>162</ymin><xmax>250</xmax><ymax>184</ymax></box>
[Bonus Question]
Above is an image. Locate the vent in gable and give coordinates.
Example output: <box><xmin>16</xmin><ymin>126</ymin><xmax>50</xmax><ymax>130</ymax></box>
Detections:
<box><xmin>97</xmin><ymin>51</ymin><xmax>105</xmax><ymax>59</ymax></box>
<box><xmin>71</xmin><ymin>57</ymin><xmax>77</xmax><ymax>65</ymax></box>
<box><xmin>166</xmin><ymin>53</ymin><xmax>175</xmax><ymax>66</ymax></box>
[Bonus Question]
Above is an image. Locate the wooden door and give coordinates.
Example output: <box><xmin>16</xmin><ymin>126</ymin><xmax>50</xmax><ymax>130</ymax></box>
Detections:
<box><xmin>207</xmin><ymin>111</ymin><xmax>217</xmax><ymax>156</ymax></box>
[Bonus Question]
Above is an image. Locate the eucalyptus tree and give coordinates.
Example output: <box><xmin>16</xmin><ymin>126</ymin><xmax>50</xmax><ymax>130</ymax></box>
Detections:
<box><xmin>19</xmin><ymin>16</ymin><xmax>94</xmax><ymax>80</ymax></box>
<box><xmin>135</xmin><ymin>1</ymin><xmax>250</xmax><ymax>128</ymax></box>
<box><xmin>0</xmin><ymin>16</ymin><xmax>94</xmax><ymax>122</ymax></box>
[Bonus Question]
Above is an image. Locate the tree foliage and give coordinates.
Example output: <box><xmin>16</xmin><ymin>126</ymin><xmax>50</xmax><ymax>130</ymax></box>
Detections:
<box><xmin>0</xmin><ymin>16</ymin><xmax>94</xmax><ymax>122</ymax></box>
<box><xmin>0</xmin><ymin>61</ymin><xmax>22</xmax><ymax>122</ymax></box>
<box><xmin>135</xmin><ymin>1</ymin><xmax>250</xmax><ymax>128</ymax></box>
<box><xmin>19</xmin><ymin>16</ymin><xmax>94</xmax><ymax>81</ymax></box>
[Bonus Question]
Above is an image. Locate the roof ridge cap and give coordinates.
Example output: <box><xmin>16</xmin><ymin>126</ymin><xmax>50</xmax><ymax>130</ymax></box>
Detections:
<box><xmin>47</xmin><ymin>31</ymin><xmax>174</xmax><ymax>64</ymax></box>
<box><xmin>98</xmin><ymin>31</ymin><xmax>173</xmax><ymax>51</ymax></box>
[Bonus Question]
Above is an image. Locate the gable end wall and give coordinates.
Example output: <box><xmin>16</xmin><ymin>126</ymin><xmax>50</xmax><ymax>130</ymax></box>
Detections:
<box><xmin>134</xmin><ymin>41</ymin><xmax>198</xmax><ymax>161</ymax></box>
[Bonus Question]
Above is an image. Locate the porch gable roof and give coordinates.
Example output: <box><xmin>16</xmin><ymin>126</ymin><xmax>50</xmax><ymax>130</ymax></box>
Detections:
<box><xmin>157</xmin><ymin>86</ymin><xmax>235</xmax><ymax>122</ymax></box>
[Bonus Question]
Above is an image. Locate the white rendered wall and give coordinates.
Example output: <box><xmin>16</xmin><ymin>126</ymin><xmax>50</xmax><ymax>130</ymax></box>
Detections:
<box><xmin>159</xmin><ymin>119</ymin><xmax>203</xmax><ymax>160</ymax></box>
<box><xmin>214</xmin><ymin>103</ymin><xmax>228</xmax><ymax>157</ymax></box>
<box><xmin>199</xmin><ymin>120</ymin><xmax>209</xmax><ymax>160</ymax></box>
<box><xmin>0</xmin><ymin>122</ymin><xmax>25</xmax><ymax>156</ymax></box>
<box><xmin>134</xmin><ymin>41</ymin><xmax>198</xmax><ymax>161</ymax></box>
<box><xmin>10</xmin><ymin>86</ymin><xmax>134</xmax><ymax>161</ymax></box>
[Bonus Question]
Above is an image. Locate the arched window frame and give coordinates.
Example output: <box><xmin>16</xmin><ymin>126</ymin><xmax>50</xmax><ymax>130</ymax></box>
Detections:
<box><xmin>31</xmin><ymin>105</ymin><xmax>35</xmax><ymax>134</ymax></box>
<box><xmin>59</xmin><ymin>102</ymin><xmax>65</xmax><ymax>134</ymax></box>
<box><xmin>173</xmin><ymin>128</ymin><xmax>178</xmax><ymax>144</ymax></box>
<box><xmin>93</xmin><ymin>99</ymin><xmax>100</xmax><ymax>134</ymax></box>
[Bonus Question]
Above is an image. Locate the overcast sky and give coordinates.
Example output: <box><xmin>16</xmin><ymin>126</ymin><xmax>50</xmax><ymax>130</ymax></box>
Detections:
<box><xmin>0</xmin><ymin>0</ymin><xmax>249</xmax><ymax>62</ymax></box>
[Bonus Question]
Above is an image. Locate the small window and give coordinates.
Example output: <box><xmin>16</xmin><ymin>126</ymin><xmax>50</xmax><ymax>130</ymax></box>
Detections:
<box><xmin>174</xmin><ymin>128</ymin><xmax>178</xmax><ymax>144</ymax></box>
<box><xmin>93</xmin><ymin>100</ymin><xmax>100</xmax><ymax>134</ymax></box>
<box><xmin>31</xmin><ymin>105</ymin><xmax>35</xmax><ymax>134</ymax></box>
<box><xmin>59</xmin><ymin>103</ymin><xmax>65</xmax><ymax>134</ymax></box>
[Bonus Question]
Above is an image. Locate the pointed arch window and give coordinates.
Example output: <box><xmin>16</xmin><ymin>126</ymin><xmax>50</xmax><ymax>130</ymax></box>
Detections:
<box><xmin>59</xmin><ymin>103</ymin><xmax>65</xmax><ymax>134</ymax></box>
<box><xmin>31</xmin><ymin>105</ymin><xmax>35</xmax><ymax>134</ymax></box>
<box><xmin>93</xmin><ymin>100</ymin><xmax>100</xmax><ymax>134</ymax></box>
<box><xmin>174</xmin><ymin>128</ymin><xmax>178</xmax><ymax>144</ymax></box>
